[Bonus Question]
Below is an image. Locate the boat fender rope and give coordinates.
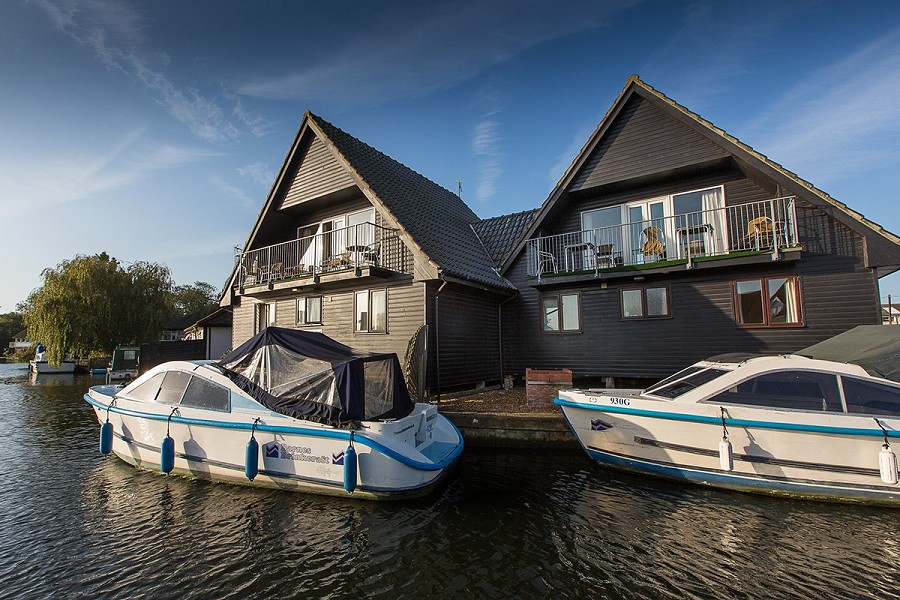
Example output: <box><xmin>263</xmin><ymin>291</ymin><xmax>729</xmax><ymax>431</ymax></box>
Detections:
<box><xmin>719</xmin><ymin>406</ymin><xmax>729</xmax><ymax>440</ymax></box>
<box><xmin>105</xmin><ymin>398</ymin><xmax>116</xmax><ymax>424</ymax></box>
<box><xmin>876</xmin><ymin>418</ymin><xmax>891</xmax><ymax>449</ymax></box>
<box><xmin>166</xmin><ymin>406</ymin><xmax>178</xmax><ymax>437</ymax></box>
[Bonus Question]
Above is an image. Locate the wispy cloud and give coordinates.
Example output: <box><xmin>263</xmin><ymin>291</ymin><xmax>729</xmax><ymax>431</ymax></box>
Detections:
<box><xmin>472</xmin><ymin>119</ymin><xmax>502</xmax><ymax>202</ymax></box>
<box><xmin>746</xmin><ymin>27</ymin><xmax>900</xmax><ymax>184</ymax></box>
<box><xmin>238</xmin><ymin>0</ymin><xmax>638</xmax><ymax>109</ymax></box>
<box><xmin>641</xmin><ymin>1</ymin><xmax>807</xmax><ymax>110</ymax></box>
<box><xmin>35</xmin><ymin>0</ymin><xmax>269</xmax><ymax>143</ymax></box>
<box><xmin>237</xmin><ymin>162</ymin><xmax>275</xmax><ymax>189</ymax></box>
<box><xmin>210</xmin><ymin>175</ymin><xmax>258</xmax><ymax>211</ymax></box>
<box><xmin>155</xmin><ymin>230</ymin><xmax>248</xmax><ymax>260</ymax></box>
<box><xmin>0</xmin><ymin>128</ymin><xmax>221</xmax><ymax>217</ymax></box>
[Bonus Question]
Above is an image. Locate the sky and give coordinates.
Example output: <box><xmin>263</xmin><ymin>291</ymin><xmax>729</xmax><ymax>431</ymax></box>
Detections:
<box><xmin>3</xmin><ymin>0</ymin><xmax>900</xmax><ymax>312</ymax></box>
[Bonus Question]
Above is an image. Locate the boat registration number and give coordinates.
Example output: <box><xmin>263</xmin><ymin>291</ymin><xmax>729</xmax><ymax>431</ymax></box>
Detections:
<box><xmin>608</xmin><ymin>397</ymin><xmax>631</xmax><ymax>406</ymax></box>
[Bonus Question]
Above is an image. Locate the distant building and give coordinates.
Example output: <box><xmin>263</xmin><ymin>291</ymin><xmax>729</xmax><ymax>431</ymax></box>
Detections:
<box><xmin>882</xmin><ymin>304</ymin><xmax>900</xmax><ymax>325</ymax></box>
<box><xmin>8</xmin><ymin>329</ymin><xmax>31</xmax><ymax>351</ymax></box>
<box><xmin>183</xmin><ymin>306</ymin><xmax>233</xmax><ymax>359</ymax></box>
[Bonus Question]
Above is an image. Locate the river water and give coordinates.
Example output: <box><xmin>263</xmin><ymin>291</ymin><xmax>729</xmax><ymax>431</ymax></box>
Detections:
<box><xmin>0</xmin><ymin>363</ymin><xmax>897</xmax><ymax>599</ymax></box>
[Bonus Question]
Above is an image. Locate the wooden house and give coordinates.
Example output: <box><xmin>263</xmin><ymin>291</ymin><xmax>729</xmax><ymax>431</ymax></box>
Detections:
<box><xmin>499</xmin><ymin>76</ymin><xmax>900</xmax><ymax>383</ymax></box>
<box><xmin>223</xmin><ymin>76</ymin><xmax>900</xmax><ymax>392</ymax></box>
<box><xmin>222</xmin><ymin>113</ymin><xmax>527</xmax><ymax>393</ymax></box>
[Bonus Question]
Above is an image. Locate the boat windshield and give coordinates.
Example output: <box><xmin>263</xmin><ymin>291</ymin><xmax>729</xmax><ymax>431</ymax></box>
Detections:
<box><xmin>645</xmin><ymin>366</ymin><xmax>705</xmax><ymax>395</ymax></box>
<box><xmin>650</xmin><ymin>368</ymin><xmax>730</xmax><ymax>399</ymax></box>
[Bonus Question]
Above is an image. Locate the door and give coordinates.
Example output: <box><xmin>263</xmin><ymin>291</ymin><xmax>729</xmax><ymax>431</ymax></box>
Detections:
<box><xmin>626</xmin><ymin>198</ymin><xmax>666</xmax><ymax>263</ymax></box>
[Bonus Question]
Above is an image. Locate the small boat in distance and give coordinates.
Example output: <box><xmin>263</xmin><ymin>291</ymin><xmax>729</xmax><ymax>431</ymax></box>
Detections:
<box><xmin>29</xmin><ymin>344</ymin><xmax>76</xmax><ymax>374</ymax></box>
<box><xmin>85</xmin><ymin>328</ymin><xmax>463</xmax><ymax>499</ymax></box>
<box><xmin>107</xmin><ymin>345</ymin><xmax>139</xmax><ymax>381</ymax></box>
<box><xmin>556</xmin><ymin>326</ymin><xmax>900</xmax><ymax>505</ymax></box>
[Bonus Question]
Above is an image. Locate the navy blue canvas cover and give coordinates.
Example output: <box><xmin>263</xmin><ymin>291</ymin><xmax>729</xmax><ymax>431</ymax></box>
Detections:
<box><xmin>217</xmin><ymin>327</ymin><xmax>413</xmax><ymax>427</ymax></box>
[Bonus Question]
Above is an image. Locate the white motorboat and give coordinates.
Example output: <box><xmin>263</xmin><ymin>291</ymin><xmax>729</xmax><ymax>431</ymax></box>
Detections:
<box><xmin>85</xmin><ymin>328</ymin><xmax>463</xmax><ymax>500</ymax></box>
<box><xmin>30</xmin><ymin>345</ymin><xmax>76</xmax><ymax>374</ymax></box>
<box><xmin>557</xmin><ymin>327</ymin><xmax>900</xmax><ymax>504</ymax></box>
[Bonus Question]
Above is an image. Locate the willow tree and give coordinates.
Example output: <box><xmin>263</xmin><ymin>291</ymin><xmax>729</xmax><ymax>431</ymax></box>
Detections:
<box><xmin>23</xmin><ymin>253</ymin><xmax>174</xmax><ymax>364</ymax></box>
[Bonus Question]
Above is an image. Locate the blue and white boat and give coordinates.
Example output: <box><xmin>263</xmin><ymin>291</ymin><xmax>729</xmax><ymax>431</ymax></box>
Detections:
<box><xmin>556</xmin><ymin>326</ymin><xmax>900</xmax><ymax>504</ymax></box>
<box><xmin>85</xmin><ymin>328</ymin><xmax>463</xmax><ymax>500</ymax></box>
<box><xmin>30</xmin><ymin>344</ymin><xmax>76</xmax><ymax>374</ymax></box>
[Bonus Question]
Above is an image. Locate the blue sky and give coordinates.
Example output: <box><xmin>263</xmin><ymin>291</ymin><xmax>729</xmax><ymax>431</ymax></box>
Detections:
<box><xmin>3</xmin><ymin>0</ymin><xmax>900</xmax><ymax>311</ymax></box>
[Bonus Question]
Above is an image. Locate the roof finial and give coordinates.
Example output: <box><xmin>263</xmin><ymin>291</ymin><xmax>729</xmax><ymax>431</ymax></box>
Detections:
<box><xmin>457</xmin><ymin>179</ymin><xmax>462</xmax><ymax>198</ymax></box>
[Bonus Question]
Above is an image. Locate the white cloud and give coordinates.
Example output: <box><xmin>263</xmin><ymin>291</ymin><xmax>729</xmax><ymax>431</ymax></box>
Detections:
<box><xmin>237</xmin><ymin>162</ymin><xmax>275</xmax><ymax>189</ymax></box>
<box><xmin>35</xmin><ymin>0</ymin><xmax>257</xmax><ymax>144</ymax></box>
<box><xmin>210</xmin><ymin>175</ymin><xmax>258</xmax><ymax>211</ymax></box>
<box><xmin>237</xmin><ymin>0</ymin><xmax>638</xmax><ymax>109</ymax></box>
<box><xmin>0</xmin><ymin>128</ymin><xmax>221</xmax><ymax>218</ymax></box>
<box><xmin>746</xmin><ymin>27</ymin><xmax>900</xmax><ymax>184</ymax></box>
<box><xmin>472</xmin><ymin>119</ymin><xmax>502</xmax><ymax>202</ymax></box>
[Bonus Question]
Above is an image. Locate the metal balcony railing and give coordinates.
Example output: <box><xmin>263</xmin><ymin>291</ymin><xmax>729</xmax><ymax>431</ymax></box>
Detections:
<box><xmin>236</xmin><ymin>222</ymin><xmax>411</xmax><ymax>288</ymax></box>
<box><xmin>526</xmin><ymin>196</ymin><xmax>797</xmax><ymax>279</ymax></box>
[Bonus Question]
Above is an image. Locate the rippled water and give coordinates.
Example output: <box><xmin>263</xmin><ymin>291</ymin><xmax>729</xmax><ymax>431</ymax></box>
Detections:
<box><xmin>0</xmin><ymin>363</ymin><xmax>898</xmax><ymax>599</ymax></box>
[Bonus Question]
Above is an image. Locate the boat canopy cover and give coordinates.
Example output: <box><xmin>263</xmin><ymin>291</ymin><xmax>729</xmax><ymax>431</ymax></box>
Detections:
<box><xmin>217</xmin><ymin>327</ymin><xmax>413</xmax><ymax>427</ymax></box>
<box><xmin>799</xmin><ymin>325</ymin><xmax>900</xmax><ymax>383</ymax></box>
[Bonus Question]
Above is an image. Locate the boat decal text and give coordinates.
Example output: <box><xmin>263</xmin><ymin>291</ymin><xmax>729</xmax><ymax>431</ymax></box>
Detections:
<box><xmin>263</xmin><ymin>442</ymin><xmax>331</xmax><ymax>464</ymax></box>
<box><xmin>609</xmin><ymin>397</ymin><xmax>631</xmax><ymax>406</ymax></box>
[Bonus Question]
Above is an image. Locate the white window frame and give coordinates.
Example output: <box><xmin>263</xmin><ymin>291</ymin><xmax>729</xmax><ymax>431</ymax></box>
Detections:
<box><xmin>297</xmin><ymin>296</ymin><xmax>323</xmax><ymax>325</ymax></box>
<box><xmin>354</xmin><ymin>288</ymin><xmax>387</xmax><ymax>333</ymax></box>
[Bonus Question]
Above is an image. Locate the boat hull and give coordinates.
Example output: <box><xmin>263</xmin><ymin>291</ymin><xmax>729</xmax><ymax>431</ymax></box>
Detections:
<box><xmin>86</xmin><ymin>388</ymin><xmax>463</xmax><ymax>500</ymax></box>
<box><xmin>30</xmin><ymin>360</ymin><xmax>76</xmax><ymax>374</ymax></box>
<box><xmin>557</xmin><ymin>391</ymin><xmax>900</xmax><ymax>505</ymax></box>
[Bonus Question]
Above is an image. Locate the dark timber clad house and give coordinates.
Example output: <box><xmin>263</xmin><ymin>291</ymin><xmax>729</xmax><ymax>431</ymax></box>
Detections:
<box><xmin>500</xmin><ymin>76</ymin><xmax>900</xmax><ymax>383</ymax></box>
<box><xmin>222</xmin><ymin>112</ymin><xmax>522</xmax><ymax>393</ymax></box>
<box><xmin>223</xmin><ymin>76</ymin><xmax>900</xmax><ymax>393</ymax></box>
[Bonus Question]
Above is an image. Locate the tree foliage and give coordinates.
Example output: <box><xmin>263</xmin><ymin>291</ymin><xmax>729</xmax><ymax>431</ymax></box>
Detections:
<box><xmin>171</xmin><ymin>281</ymin><xmax>218</xmax><ymax>318</ymax></box>
<box><xmin>23</xmin><ymin>253</ymin><xmax>174</xmax><ymax>364</ymax></box>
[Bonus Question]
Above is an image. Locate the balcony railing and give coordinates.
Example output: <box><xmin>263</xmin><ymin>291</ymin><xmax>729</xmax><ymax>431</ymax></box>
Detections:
<box><xmin>526</xmin><ymin>196</ymin><xmax>798</xmax><ymax>279</ymax></box>
<box><xmin>236</xmin><ymin>222</ymin><xmax>411</xmax><ymax>288</ymax></box>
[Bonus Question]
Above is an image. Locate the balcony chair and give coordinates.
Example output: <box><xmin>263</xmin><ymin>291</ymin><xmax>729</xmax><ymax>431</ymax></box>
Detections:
<box><xmin>745</xmin><ymin>216</ymin><xmax>784</xmax><ymax>250</ymax></box>
<box><xmin>536</xmin><ymin>250</ymin><xmax>558</xmax><ymax>281</ymax></box>
<box><xmin>641</xmin><ymin>227</ymin><xmax>666</xmax><ymax>261</ymax></box>
<box><xmin>595</xmin><ymin>243</ymin><xmax>619</xmax><ymax>269</ymax></box>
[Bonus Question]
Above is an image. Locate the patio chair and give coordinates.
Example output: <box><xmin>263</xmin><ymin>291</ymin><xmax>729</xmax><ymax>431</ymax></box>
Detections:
<box><xmin>641</xmin><ymin>227</ymin><xmax>665</xmax><ymax>261</ymax></box>
<box><xmin>745</xmin><ymin>216</ymin><xmax>783</xmax><ymax>250</ymax></box>
<box><xmin>536</xmin><ymin>250</ymin><xmax>557</xmax><ymax>280</ymax></box>
<box><xmin>595</xmin><ymin>243</ymin><xmax>618</xmax><ymax>269</ymax></box>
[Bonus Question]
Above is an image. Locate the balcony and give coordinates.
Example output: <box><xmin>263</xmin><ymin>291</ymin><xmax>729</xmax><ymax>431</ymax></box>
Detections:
<box><xmin>236</xmin><ymin>222</ymin><xmax>411</xmax><ymax>291</ymax></box>
<box><xmin>527</xmin><ymin>197</ymin><xmax>798</xmax><ymax>280</ymax></box>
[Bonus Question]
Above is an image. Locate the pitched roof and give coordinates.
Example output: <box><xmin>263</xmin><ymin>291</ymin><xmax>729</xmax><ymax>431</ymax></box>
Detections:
<box><xmin>502</xmin><ymin>75</ymin><xmax>900</xmax><ymax>274</ymax></box>
<box><xmin>305</xmin><ymin>113</ymin><xmax>514</xmax><ymax>290</ymax></box>
<box><xmin>471</xmin><ymin>209</ymin><xmax>538</xmax><ymax>268</ymax></box>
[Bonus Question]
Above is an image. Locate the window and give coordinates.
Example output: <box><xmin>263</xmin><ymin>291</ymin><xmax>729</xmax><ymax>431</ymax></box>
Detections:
<box><xmin>734</xmin><ymin>276</ymin><xmax>801</xmax><ymax>326</ymax></box>
<box><xmin>621</xmin><ymin>286</ymin><xmax>670</xmax><ymax>319</ymax></box>
<box><xmin>126</xmin><ymin>372</ymin><xmax>165</xmax><ymax>401</ymax></box>
<box><xmin>842</xmin><ymin>377</ymin><xmax>900</xmax><ymax>416</ymax></box>
<box><xmin>155</xmin><ymin>371</ymin><xmax>191</xmax><ymax>404</ymax></box>
<box><xmin>651</xmin><ymin>368</ymin><xmax>729</xmax><ymax>399</ymax></box>
<box><xmin>542</xmin><ymin>293</ymin><xmax>581</xmax><ymax>332</ymax></box>
<box><xmin>355</xmin><ymin>289</ymin><xmax>387</xmax><ymax>333</ymax></box>
<box><xmin>181</xmin><ymin>376</ymin><xmax>230</xmax><ymax>412</ymax></box>
<box><xmin>707</xmin><ymin>370</ymin><xmax>843</xmax><ymax>412</ymax></box>
<box><xmin>297</xmin><ymin>296</ymin><xmax>323</xmax><ymax>325</ymax></box>
<box><xmin>254</xmin><ymin>301</ymin><xmax>276</xmax><ymax>334</ymax></box>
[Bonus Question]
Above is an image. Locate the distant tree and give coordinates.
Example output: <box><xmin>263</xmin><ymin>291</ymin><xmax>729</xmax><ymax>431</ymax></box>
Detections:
<box><xmin>0</xmin><ymin>311</ymin><xmax>25</xmax><ymax>354</ymax></box>
<box><xmin>170</xmin><ymin>281</ymin><xmax>218</xmax><ymax>318</ymax></box>
<box><xmin>23</xmin><ymin>253</ymin><xmax>174</xmax><ymax>364</ymax></box>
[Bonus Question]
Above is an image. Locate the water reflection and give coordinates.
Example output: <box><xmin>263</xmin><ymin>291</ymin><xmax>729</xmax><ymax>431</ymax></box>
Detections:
<box><xmin>0</xmin><ymin>364</ymin><xmax>897</xmax><ymax>599</ymax></box>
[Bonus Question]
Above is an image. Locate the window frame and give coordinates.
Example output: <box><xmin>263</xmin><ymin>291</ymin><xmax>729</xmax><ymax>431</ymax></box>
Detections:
<box><xmin>354</xmin><ymin>288</ymin><xmax>388</xmax><ymax>334</ymax></box>
<box><xmin>541</xmin><ymin>292</ymin><xmax>582</xmax><ymax>333</ymax></box>
<box><xmin>620</xmin><ymin>285</ymin><xmax>671</xmax><ymax>320</ymax></box>
<box><xmin>733</xmin><ymin>275</ymin><xmax>803</xmax><ymax>328</ymax></box>
<box><xmin>296</xmin><ymin>296</ymin><xmax>323</xmax><ymax>326</ymax></box>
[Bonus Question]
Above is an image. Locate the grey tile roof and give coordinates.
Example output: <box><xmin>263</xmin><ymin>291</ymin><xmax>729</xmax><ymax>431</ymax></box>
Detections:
<box><xmin>309</xmin><ymin>113</ymin><xmax>515</xmax><ymax>290</ymax></box>
<box><xmin>471</xmin><ymin>209</ymin><xmax>538</xmax><ymax>268</ymax></box>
